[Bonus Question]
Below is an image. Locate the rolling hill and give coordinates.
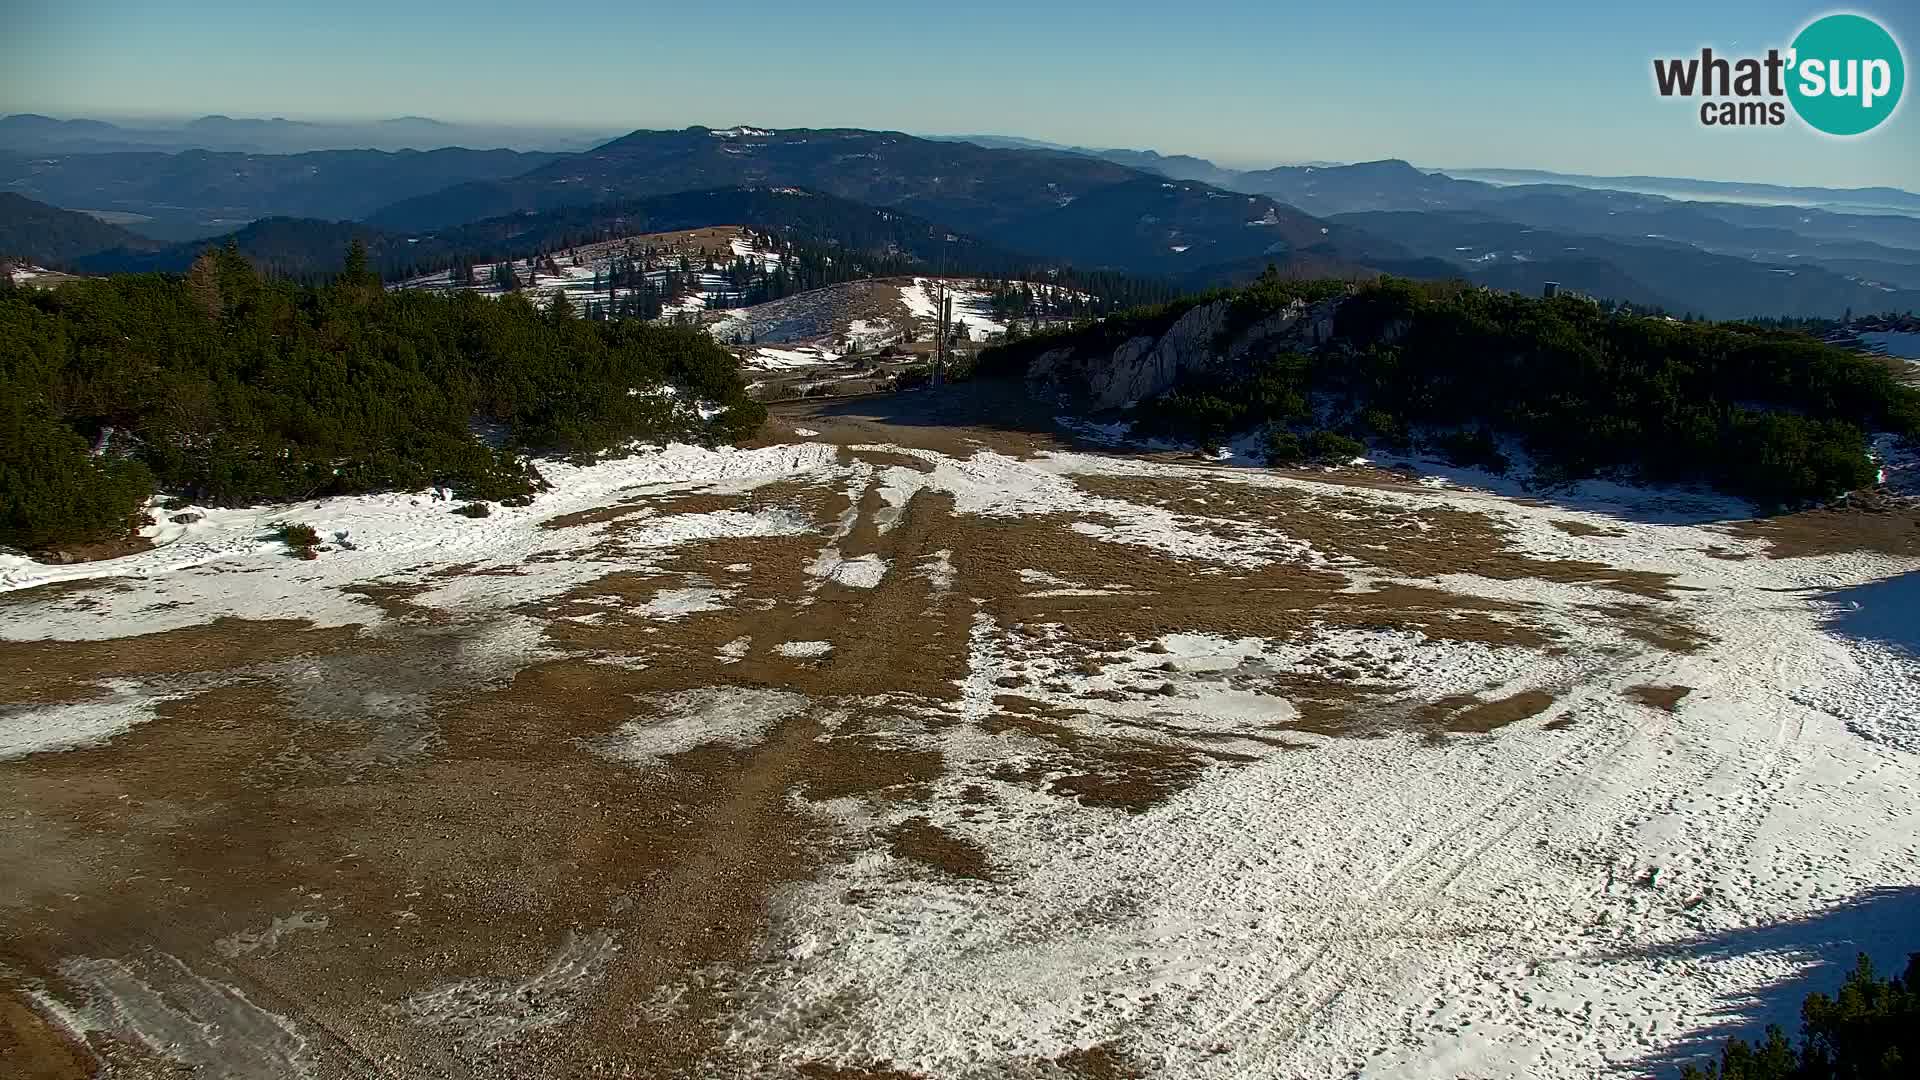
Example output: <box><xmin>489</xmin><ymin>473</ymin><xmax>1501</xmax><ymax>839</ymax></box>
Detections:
<box><xmin>72</xmin><ymin>188</ymin><xmax>1054</xmax><ymax>283</ymax></box>
<box><xmin>0</xmin><ymin>192</ymin><xmax>159</xmax><ymax>264</ymax></box>
<box><xmin>366</xmin><ymin>126</ymin><xmax>1142</xmax><ymax>234</ymax></box>
<box><xmin>363</xmin><ymin>126</ymin><xmax>1424</xmax><ymax>281</ymax></box>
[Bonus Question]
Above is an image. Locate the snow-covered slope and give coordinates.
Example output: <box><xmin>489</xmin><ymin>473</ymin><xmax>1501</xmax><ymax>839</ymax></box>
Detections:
<box><xmin>896</xmin><ymin>276</ymin><xmax>1008</xmax><ymax>341</ymax></box>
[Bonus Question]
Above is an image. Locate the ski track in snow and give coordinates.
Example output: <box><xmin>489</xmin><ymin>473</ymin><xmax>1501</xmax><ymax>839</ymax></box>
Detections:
<box><xmin>4</xmin><ymin>440</ymin><xmax>1918</xmax><ymax>1078</ymax></box>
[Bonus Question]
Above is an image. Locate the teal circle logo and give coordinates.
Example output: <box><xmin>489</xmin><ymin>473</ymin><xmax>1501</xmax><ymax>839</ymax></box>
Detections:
<box><xmin>1788</xmin><ymin>14</ymin><xmax>1905</xmax><ymax>136</ymax></box>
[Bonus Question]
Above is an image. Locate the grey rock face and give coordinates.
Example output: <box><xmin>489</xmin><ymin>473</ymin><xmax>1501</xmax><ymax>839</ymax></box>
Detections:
<box><xmin>1031</xmin><ymin>296</ymin><xmax>1342</xmax><ymax>410</ymax></box>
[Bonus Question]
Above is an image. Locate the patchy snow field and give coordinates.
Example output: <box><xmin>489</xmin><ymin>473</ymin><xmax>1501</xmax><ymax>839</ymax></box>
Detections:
<box><xmin>391</xmin><ymin>225</ymin><xmax>776</xmax><ymax>320</ymax></box>
<box><xmin>899</xmin><ymin>277</ymin><xmax>1009</xmax><ymax>341</ymax></box>
<box><xmin>715</xmin><ymin>276</ymin><xmax>1072</xmax><ymax>367</ymax></box>
<box><xmin>3</xmin><ymin>419</ymin><xmax>1917</xmax><ymax>1079</ymax></box>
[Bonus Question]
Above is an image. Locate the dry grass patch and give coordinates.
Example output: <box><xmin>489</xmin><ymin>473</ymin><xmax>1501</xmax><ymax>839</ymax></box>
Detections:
<box><xmin>0</xmin><ymin>995</ymin><xmax>93</xmax><ymax>1080</ymax></box>
<box><xmin>340</xmin><ymin>581</ymin><xmax>455</xmax><ymax>625</ymax></box>
<box><xmin>1074</xmin><ymin>476</ymin><xmax>1685</xmax><ymax>600</ymax></box>
<box><xmin>1553</xmin><ymin>520</ymin><xmax>1626</xmax><ymax>538</ymax></box>
<box><xmin>847</xmin><ymin>448</ymin><xmax>938</xmax><ymax>474</ymax></box>
<box><xmin>886</xmin><ymin>816</ymin><xmax>995</xmax><ymax>881</ymax></box>
<box><xmin>982</xmin><ymin>711</ymin><xmax>1207</xmax><ymax>813</ymax></box>
<box><xmin>538</xmin><ymin>498</ymin><xmax>656</xmax><ymax>531</ymax></box>
<box><xmin>1582</xmin><ymin>602</ymin><xmax>1712</xmax><ymax>654</ymax></box>
<box><xmin>1625</xmin><ymin>684</ymin><xmax>1693</xmax><ymax>712</ymax></box>
<box><xmin>1325</xmin><ymin>583</ymin><xmax>1556</xmax><ymax>648</ymax></box>
<box><xmin>1416</xmin><ymin>689</ymin><xmax>1559</xmax><ymax>734</ymax></box>
<box><xmin>0</xmin><ymin>618</ymin><xmax>362</xmax><ymax>709</ymax></box>
<box><xmin>0</xmin><ymin>576</ymin><xmax>131</xmax><ymax>612</ymax></box>
<box><xmin>1051</xmin><ymin>1043</ymin><xmax>1152</xmax><ymax>1079</ymax></box>
<box><xmin>1726</xmin><ymin>505</ymin><xmax>1920</xmax><ymax>559</ymax></box>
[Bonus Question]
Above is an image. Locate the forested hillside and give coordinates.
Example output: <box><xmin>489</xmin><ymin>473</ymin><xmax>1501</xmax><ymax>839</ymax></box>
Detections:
<box><xmin>0</xmin><ymin>245</ymin><xmax>763</xmax><ymax>549</ymax></box>
<box><xmin>0</xmin><ymin>192</ymin><xmax>157</xmax><ymax>264</ymax></box>
<box><xmin>363</xmin><ymin>127</ymin><xmax>1434</xmax><ymax>281</ymax></box>
<box><xmin>983</xmin><ymin>274</ymin><xmax>1920</xmax><ymax>506</ymax></box>
<box><xmin>365</xmin><ymin>126</ymin><xmax>1144</xmax><ymax>232</ymax></box>
<box><xmin>78</xmin><ymin>188</ymin><xmax>1026</xmax><ymax>281</ymax></box>
<box><xmin>75</xmin><ymin>188</ymin><xmax>1184</xmax><ymax>316</ymax></box>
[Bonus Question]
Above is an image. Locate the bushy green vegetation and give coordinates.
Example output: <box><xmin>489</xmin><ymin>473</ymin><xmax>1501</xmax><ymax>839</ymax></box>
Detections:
<box><xmin>0</xmin><ymin>245</ymin><xmax>764</xmax><ymax>549</ymax></box>
<box><xmin>273</xmin><ymin>522</ymin><xmax>322</xmax><ymax>548</ymax></box>
<box><xmin>993</xmin><ymin>274</ymin><xmax>1919</xmax><ymax>506</ymax></box>
<box><xmin>1263</xmin><ymin>427</ymin><xmax>1365</xmax><ymax>466</ymax></box>
<box><xmin>270</xmin><ymin>522</ymin><xmax>322</xmax><ymax>559</ymax></box>
<box><xmin>1214</xmin><ymin>274</ymin><xmax>1349</xmax><ymax>352</ymax></box>
<box><xmin>1682</xmin><ymin>952</ymin><xmax>1917</xmax><ymax>1079</ymax></box>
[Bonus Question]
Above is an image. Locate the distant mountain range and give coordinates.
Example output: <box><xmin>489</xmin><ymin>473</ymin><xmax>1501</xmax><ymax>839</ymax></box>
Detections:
<box><xmin>1439</xmin><ymin>168</ymin><xmax>1920</xmax><ymax>215</ymax></box>
<box><xmin>0</xmin><ymin>112</ymin><xmax>618</xmax><ymax>156</ymax></box>
<box><xmin>4</xmin><ymin>119</ymin><xmax>1917</xmax><ymax>320</ymax></box>
<box><xmin>358</xmin><ymin>126</ymin><xmax>1443</xmax><ymax>282</ymax></box>
<box><xmin>929</xmin><ymin>132</ymin><xmax>1920</xmax><ymax>216</ymax></box>
<box><xmin>0</xmin><ymin>145</ymin><xmax>564</xmax><ymax>240</ymax></box>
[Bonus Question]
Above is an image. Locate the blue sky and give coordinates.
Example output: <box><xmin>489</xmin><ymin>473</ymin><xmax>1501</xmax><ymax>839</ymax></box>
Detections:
<box><xmin>2</xmin><ymin>0</ymin><xmax>1913</xmax><ymax>189</ymax></box>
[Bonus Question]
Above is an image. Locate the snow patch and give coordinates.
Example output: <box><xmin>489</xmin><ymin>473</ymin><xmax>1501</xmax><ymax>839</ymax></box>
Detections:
<box><xmin>775</xmin><ymin>640</ymin><xmax>834</xmax><ymax>658</ymax></box>
<box><xmin>0</xmin><ymin>681</ymin><xmax>182</xmax><ymax>760</ymax></box>
<box><xmin>397</xmin><ymin>931</ymin><xmax>616</xmax><ymax>1051</ymax></box>
<box><xmin>602</xmin><ymin>687</ymin><xmax>808</xmax><ymax>766</ymax></box>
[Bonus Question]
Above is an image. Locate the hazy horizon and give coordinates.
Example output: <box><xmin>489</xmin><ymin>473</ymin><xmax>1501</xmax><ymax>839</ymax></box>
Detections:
<box><xmin>3</xmin><ymin>0</ymin><xmax>1914</xmax><ymax>190</ymax></box>
<box><xmin>9</xmin><ymin>109</ymin><xmax>1920</xmax><ymax>202</ymax></box>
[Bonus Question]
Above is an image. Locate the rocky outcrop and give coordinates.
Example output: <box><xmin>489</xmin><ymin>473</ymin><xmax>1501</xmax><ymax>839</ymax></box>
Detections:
<box><xmin>1028</xmin><ymin>296</ymin><xmax>1340</xmax><ymax>411</ymax></box>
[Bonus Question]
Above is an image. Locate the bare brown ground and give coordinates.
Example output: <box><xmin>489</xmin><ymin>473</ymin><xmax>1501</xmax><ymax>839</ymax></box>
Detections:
<box><xmin>1727</xmin><ymin>505</ymin><xmax>1920</xmax><ymax>558</ymax></box>
<box><xmin>1075</xmin><ymin>475</ymin><xmax>1686</xmax><ymax>601</ymax></box>
<box><xmin>1552</xmin><ymin>519</ymin><xmax>1626</xmax><ymax>538</ymax></box>
<box><xmin>1625</xmin><ymin>684</ymin><xmax>1694</xmax><ymax>712</ymax></box>
<box><xmin>886</xmin><ymin>817</ymin><xmax>996</xmax><ymax>881</ymax></box>
<box><xmin>23</xmin><ymin>533</ymin><xmax>155</xmax><ymax>565</ymax></box>
<box><xmin>0</xmin><ymin>578</ymin><xmax>130</xmax><ymax>612</ymax></box>
<box><xmin>0</xmin><ymin>995</ymin><xmax>91</xmax><ymax>1080</ymax></box>
<box><xmin>1581</xmin><ymin>602</ymin><xmax>1714</xmax><ymax>654</ymax></box>
<box><xmin>1052</xmin><ymin>1044</ymin><xmax>1152</xmax><ymax>1079</ymax></box>
<box><xmin>0</xmin><ymin>618</ymin><xmax>364</xmax><ymax>708</ymax></box>
<box><xmin>1417</xmin><ymin>689</ymin><xmax>1560</xmax><ymax>735</ymax></box>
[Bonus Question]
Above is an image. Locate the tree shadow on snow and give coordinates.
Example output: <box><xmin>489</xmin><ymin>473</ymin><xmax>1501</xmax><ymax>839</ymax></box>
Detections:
<box><xmin>784</xmin><ymin>379</ymin><xmax>1183</xmax><ymax>461</ymax></box>
<box><xmin>1815</xmin><ymin>570</ymin><xmax>1920</xmax><ymax>655</ymax></box>
<box><xmin>1605</xmin><ymin>885</ymin><xmax>1920</xmax><ymax>1077</ymax></box>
